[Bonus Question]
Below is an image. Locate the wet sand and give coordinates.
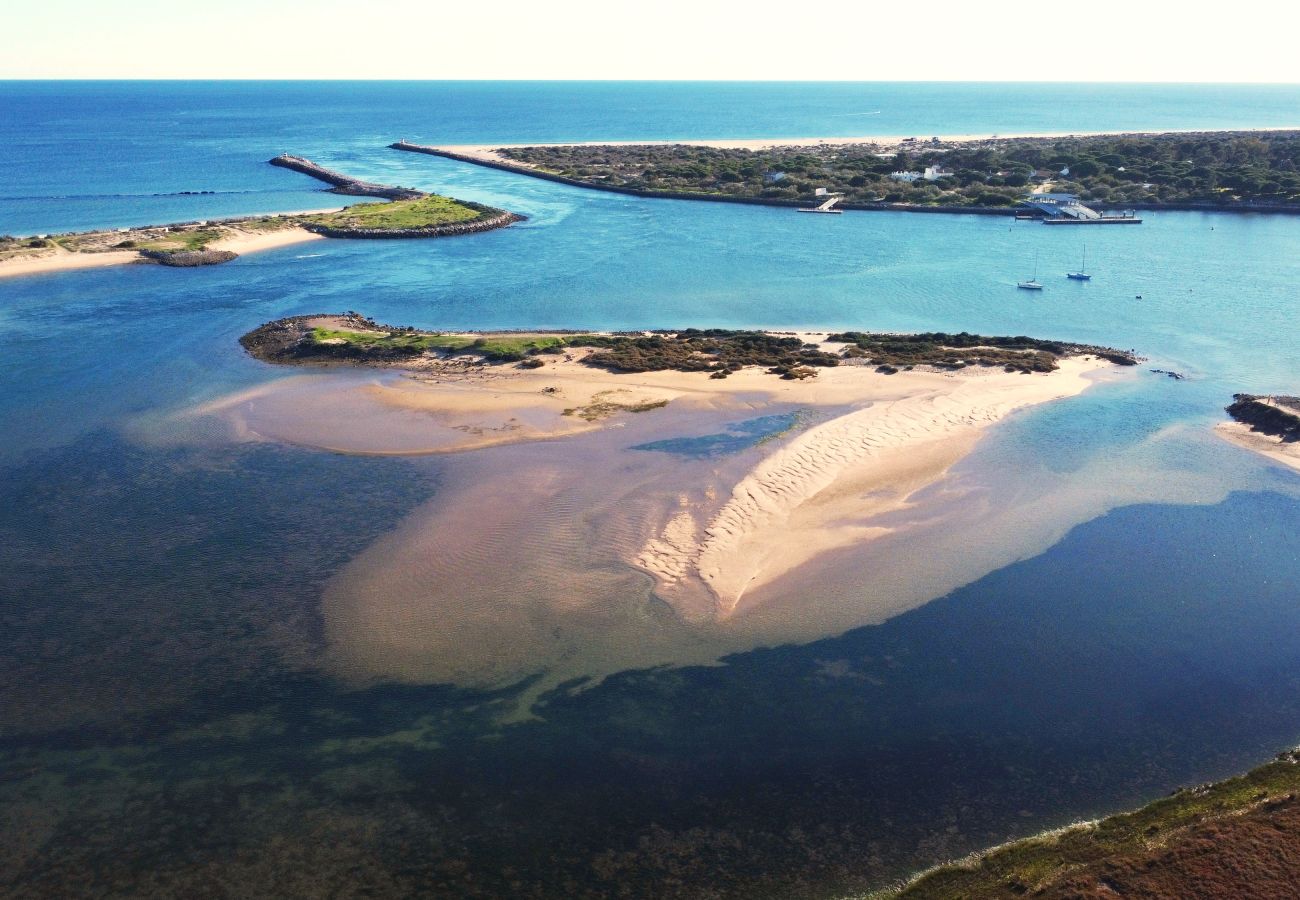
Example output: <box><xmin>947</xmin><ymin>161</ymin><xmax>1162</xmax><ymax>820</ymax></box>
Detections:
<box><xmin>1216</xmin><ymin>422</ymin><xmax>1300</xmax><ymax>474</ymax></box>
<box><xmin>0</xmin><ymin>225</ymin><xmax>323</xmax><ymax>280</ymax></box>
<box><xmin>190</xmin><ymin>348</ymin><xmax>1125</xmax><ymax>695</ymax></box>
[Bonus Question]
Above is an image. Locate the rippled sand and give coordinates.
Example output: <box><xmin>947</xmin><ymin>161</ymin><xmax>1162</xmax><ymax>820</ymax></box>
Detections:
<box><xmin>189</xmin><ymin>349</ymin><xmax>1124</xmax><ymax>695</ymax></box>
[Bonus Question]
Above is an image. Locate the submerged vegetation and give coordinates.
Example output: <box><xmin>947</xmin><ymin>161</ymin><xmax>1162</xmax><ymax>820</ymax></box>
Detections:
<box><xmin>883</xmin><ymin>749</ymin><xmax>1300</xmax><ymax>899</ymax></box>
<box><xmin>241</xmin><ymin>315</ymin><xmax>1138</xmax><ymax>377</ymax></box>
<box><xmin>501</xmin><ymin>131</ymin><xmax>1300</xmax><ymax>209</ymax></box>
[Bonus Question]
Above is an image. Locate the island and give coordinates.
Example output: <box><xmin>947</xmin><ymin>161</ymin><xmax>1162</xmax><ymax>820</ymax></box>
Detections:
<box><xmin>216</xmin><ymin>313</ymin><xmax>1138</xmax><ymax>691</ymax></box>
<box><xmin>1218</xmin><ymin>393</ymin><xmax>1300</xmax><ymax>473</ymax></box>
<box><xmin>887</xmin><ymin>748</ymin><xmax>1300</xmax><ymax>898</ymax></box>
<box><xmin>393</xmin><ymin>129</ymin><xmax>1300</xmax><ymax>215</ymax></box>
<box><xmin>0</xmin><ymin>156</ymin><xmax>523</xmax><ymax>280</ymax></box>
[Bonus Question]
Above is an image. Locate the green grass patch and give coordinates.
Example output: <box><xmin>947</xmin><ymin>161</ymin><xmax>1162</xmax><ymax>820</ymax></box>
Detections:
<box><xmin>306</xmin><ymin>195</ymin><xmax>484</xmax><ymax>231</ymax></box>
<box><xmin>308</xmin><ymin>328</ymin><xmax>580</xmax><ymax>361</ymax></box>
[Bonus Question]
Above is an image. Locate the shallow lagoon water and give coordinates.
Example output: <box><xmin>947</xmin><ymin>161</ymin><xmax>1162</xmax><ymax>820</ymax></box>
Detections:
<box><xmin>2</xmin><ymin>83</ymin><xmax>1300</xmax><ymax>896</ymax></box>
<box><xmin>632</xmin><ymin>412</ymin><xmax>803</xmax><ymax>458</ymax></box>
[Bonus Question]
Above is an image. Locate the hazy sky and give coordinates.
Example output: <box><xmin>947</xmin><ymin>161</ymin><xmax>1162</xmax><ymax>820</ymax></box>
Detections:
<box><xmin>3</xmin><ymin>0</ymin><xmax>1297</xmax><ymax>81</ymax></box>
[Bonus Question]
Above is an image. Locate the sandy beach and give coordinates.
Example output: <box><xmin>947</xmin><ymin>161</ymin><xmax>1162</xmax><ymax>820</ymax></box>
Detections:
<box><xmin>0</xmin><ymin>222</ymin><xmax>325</xmax><ymax>281</ymax></box>
<box><xmin>426</xmin><ymin>126</ymin><xmax>1300</xmax><ymax>168</ymax></box>
<box><xmin>188</xmin><ymin>341</ymin><xmax>1125</xmax><ymax>691</ymax></box>
<box><xmin>1216</xmin><ymin>422</ymin><xmax>1300</xmax><ymax>474</ymax></box>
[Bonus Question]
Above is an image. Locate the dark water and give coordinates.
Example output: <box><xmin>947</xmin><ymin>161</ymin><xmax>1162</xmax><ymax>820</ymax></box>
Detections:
<box><xmin>3</xmin><ymin>464</ymin><xmax>1298</xmax><ymax>896</ymax></box>
<box><xmin>3</xmin><ymin>81</ymin><xmax>1300</xmax><ymax>897</ymax></box>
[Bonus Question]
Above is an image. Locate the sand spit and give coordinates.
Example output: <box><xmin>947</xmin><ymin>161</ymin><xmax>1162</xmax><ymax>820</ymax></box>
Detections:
<box><xmin>0</xmin><ymin>225</ymin><xmax>322</xmax><ymax>280</ymax></box>
<box><xmin>193</xmin><ymin>340</ymin><xmax>1127</xmax><ymax>692</ymax></box>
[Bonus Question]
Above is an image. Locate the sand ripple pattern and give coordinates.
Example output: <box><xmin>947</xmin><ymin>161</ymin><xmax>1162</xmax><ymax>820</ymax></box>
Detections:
<box><xmin>645</xmin><ymin>376</ymin><xmax>1087</xmax><ymax>617</ymax></box>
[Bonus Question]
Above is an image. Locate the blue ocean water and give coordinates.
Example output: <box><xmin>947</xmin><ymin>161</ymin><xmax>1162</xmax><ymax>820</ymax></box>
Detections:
<box><xmin>5</xmin><ymin>80</ymin><xmax>1300</xmax><ymax>233</ymax></box>
<box><xmin>1</xmin><ymin>82</ymin><xmax>1300</xmax><ymax>896</ymax></box>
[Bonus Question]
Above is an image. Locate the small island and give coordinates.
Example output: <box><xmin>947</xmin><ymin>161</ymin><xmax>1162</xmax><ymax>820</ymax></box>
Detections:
<box><xmin>395</xmin><ymin>129</ymin><xmax>1300</xmax><ymax>215</ymax></box>
<box><xmin>216</xmin><ymin>311</ymin><xmax>1140</xmax><ymax>690</ymax></box>
<box><xmin>239</xmin><ymin>313</ymin><xmax>1136</xmax><ymax>377</ymax></box>
<box><xmin>0</xmin><ymin>156</ymin><xmax>523</xmax><ymax>280</ymax></box>
<box><xmin>1218</xmin><ymin>393</ymin><xmax>1300</xmax><ymax>473</ymax></box>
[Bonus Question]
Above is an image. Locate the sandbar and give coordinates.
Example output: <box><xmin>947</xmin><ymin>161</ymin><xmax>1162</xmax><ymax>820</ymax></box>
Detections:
<box><xmin>427</xmin><ymin>127</ymin><xmax>1300</xmax><ymax>169</ymax></box>
<box><xmin>194</xmin><ymin>324</ymin><xmax>1133</xmax><ymax>693</ymax></box>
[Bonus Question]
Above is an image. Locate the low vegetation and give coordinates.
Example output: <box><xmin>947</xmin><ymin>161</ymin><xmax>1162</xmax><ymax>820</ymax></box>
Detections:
<box><xmin>880</xmin><ymin>749</ymin><xmax>1300</xmax><ymax>899</ymax></box>
<box><xmin>568</xmin><ymin>330</ymin><xmax>841</xmax><ymax>377</ymax></box>
<box><xmin>304</xmin><ymin>195</ymin><xmax>485</xmax><ymax>231</ymax></box>
<box><xmin>827</xmin><ymin>331</ymin><xmax>1103</xmax><ymax>373</ymax></box>
<box><xmin>133</xmin><ymin>228</ymin><xmax>226</xmax><ymax>253</ymax></box>
<box><xmin>241</xmin><ymin>316</ymin><xmax>1137</xmax><ymax>378</ymax></box>
<box><xmin>1225</xmin><ymin>393</ymin><xmax>1300</xmax><ymax>439</ymax></box>
<box><xmin>502</xmin><ymin>131</ymin><xmax>1300</xmax><ymax>209</ymax></box>
<box><xmin>562</xmin><ymin>393</ymin><xmax>669</xmax><ymax>421</ymax></box>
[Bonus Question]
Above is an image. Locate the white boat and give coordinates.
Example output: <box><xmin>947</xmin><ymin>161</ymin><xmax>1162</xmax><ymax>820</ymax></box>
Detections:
<box><xmin>1018</xmin><ymin>252</ymin><xmax>1044</xmax><ymax>290</ymax></box>
<box><xmin>1067</xmin><ymin>244</ymin><xmax>1091</xmax><ymax>280</ymax></box>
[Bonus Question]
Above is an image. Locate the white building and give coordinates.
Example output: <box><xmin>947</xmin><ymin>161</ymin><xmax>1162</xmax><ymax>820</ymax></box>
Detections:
<box><xmin>889</xmin><ymin>170</ymin><xmax>922</xmax><ymax>183</ymax></box>
<box><xmin>922</xmin><ymin>165</ymin><xmax>955</xmax><ymax>181</ymax></box>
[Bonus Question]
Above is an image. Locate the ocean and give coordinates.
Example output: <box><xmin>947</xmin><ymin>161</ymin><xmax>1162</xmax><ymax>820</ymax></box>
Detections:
<box><xmin>1</xmin><ymin>81</ymin><xmax>1299</xmax><ymax>897</ymax></box>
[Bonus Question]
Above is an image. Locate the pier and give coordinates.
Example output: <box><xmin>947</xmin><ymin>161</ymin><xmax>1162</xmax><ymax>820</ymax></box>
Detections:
<box><xmin>1023</xmin><ymin>193</ymin><xmax>1142</xmax><ymax>225</ymax></box>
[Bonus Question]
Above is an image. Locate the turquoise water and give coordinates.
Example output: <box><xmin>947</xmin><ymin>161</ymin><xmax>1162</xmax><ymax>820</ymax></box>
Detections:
<box><xmin>5</xmin><ymin>81</ymin><xmax>1300</xmax><ymax>233</ymax></box>
<box><xmin>2</xmin><ymin>82</ymin><xmax>1300</xmax><ymax>897</ymax></box>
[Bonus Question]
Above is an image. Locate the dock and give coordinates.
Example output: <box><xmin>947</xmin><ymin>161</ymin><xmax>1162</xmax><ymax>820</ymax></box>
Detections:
<box><xmin>797</xmin><ymin>192</ymin><xmax>844</xmax><ymax>214</ymax></box>
<box><xmin>1023</xmin><ymin>193</ymin><xmax>1142</xmax><ymax>225</ymax></box>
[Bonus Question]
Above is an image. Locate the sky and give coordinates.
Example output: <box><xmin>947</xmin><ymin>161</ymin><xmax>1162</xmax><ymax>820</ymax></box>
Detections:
<box><xmin>2</xmin><ymin>0</ymin><xmax>1298</xmax><ymax>81</ymax></box>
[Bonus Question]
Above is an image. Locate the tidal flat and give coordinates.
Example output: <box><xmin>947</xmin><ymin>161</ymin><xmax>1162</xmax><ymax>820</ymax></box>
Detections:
<box><xmin>5</xmin><ymin>80</ymin><xmax>1300</xmax><ymax>898</ymax></box>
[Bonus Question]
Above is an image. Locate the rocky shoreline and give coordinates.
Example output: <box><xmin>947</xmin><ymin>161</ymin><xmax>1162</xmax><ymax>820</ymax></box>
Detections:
<box><xmin>1225</xmin><ymin>393</ymin><xmax>1300</xmax><ymax>439</ymax></box>
<box><xmin>268</xmin><ymin>154</ymin><xmax>425</xmax><ymax>200</ymax></box>
<box><xmin>300</xmin><ymin>203</ymin><xmax>524</xmax><ymax>239</ymax></box>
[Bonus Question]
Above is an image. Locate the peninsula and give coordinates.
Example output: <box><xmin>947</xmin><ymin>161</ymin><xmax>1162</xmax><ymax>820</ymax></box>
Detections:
<box><xmin>394</xmin><ymin>129</ymin><xmax>1300</xmax><ymax>215</ymax></box>
<box><xmin>0</xmin><ymin>156</ymin><xmax>523</xmax><ymax>280</ymax></box>
<box><xmin>1218</xmin><ymin>393</ymin><xmax>1300</xmax><ymax>473</ymax></box>
<box><xmin>220</xmin><ymin>313</ymin><xmax>1137</xmax><ymax>690</ymax></box>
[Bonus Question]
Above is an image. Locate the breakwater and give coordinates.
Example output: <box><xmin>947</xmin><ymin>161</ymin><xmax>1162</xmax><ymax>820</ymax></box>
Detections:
<box><xmin>269</xmin><ymin>155</ymin><xmax>425</xmax><ymax>201</ymax></box>
<box><xmin>390</xmin><ymin>142</ymin><xmax>1022</xmax><ymax>218</ymax></box>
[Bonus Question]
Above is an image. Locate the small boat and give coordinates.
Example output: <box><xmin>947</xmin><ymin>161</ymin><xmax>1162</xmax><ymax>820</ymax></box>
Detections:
<box><xmin>1018</xmin><ymin>252</ymin><xmax>1044</xmax><ymax>290</ymax></box>
<box><xmin>1067</xmin><ymin>244</ymin><xmax>1091</xmax><ymax>280</ymax></box>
